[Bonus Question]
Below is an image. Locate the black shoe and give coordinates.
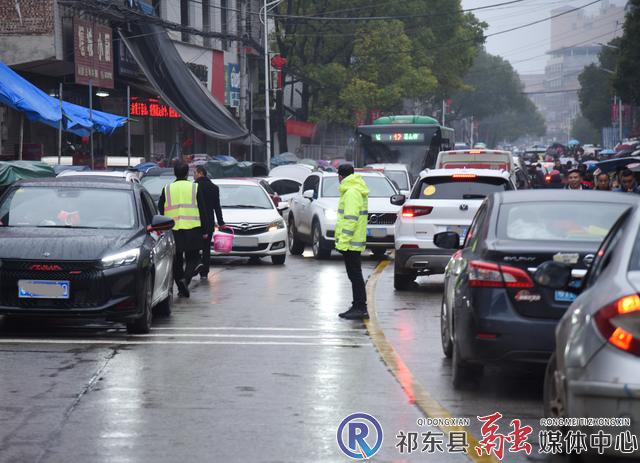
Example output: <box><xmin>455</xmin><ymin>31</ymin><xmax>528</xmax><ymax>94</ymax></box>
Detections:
<box><xmin>339</xmin><ymin>307</ymin><xmax>369</xmax><ymax>320</ymax></box>
<box><xmin>177</xmin><ymin>280</ymin><xmax>190</xmax><ymax>298</ymax></box>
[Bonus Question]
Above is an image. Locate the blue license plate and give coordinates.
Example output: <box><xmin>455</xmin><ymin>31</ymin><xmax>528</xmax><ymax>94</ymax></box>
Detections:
<box><xmin>367</xmin><ymin>228</ymin><xmax>386</xmax><ymax>238</ymax></box>
<box><xmin>18</xmin><ymin>280</ymin><xmax>70</xmax><ymax>299</ymax></box>
<box><xmin>554</xmin><ymin>290</ymin><xmax>577</xmax><ymax>303</ymax></box>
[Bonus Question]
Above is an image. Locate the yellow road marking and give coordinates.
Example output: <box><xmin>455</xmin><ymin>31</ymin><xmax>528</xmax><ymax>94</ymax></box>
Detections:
<box><xmin>365</xmin><ymin>260</ymin><xmax>498</xmax><ymax>463</ymax></box>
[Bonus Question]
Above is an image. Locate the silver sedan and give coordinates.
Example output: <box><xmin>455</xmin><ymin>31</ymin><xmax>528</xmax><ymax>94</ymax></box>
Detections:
<box><xmin>536</xmin><ymin>204</ymin><xmax>640</xmax><ymax>459</ymax></box>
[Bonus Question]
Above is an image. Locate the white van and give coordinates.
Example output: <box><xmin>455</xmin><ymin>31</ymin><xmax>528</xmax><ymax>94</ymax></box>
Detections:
<box><xmin>434</xmin><ymin>149</ymin><xmax>515</xmax><ymax>172</ymax></box>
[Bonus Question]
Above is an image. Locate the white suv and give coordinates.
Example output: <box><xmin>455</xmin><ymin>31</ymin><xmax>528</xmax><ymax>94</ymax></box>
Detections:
<box><xmin>288</xmin><ymin>171</ymin><xmax>400</xmax><ymax>259</ymax></box>
<box><xmin>392</xmin><ymin>169</ymin><xmax>515</xmax><ymax>289</ymax></box>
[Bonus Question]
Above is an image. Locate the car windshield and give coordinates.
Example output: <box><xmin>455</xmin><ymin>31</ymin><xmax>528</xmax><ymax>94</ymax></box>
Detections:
<box><xmin>0</xmin><ymin>186</ymin><xmax>136</xmax><ymax>229</ymax></box>
<box><xmin>498</xmin><ymin>202</ymin><xmax>629</xmax><ymax>242</ymax></box>
<box><xmin>322</xmin><ymin>176</ymin><xmax>397</xmax><ymax>198</ymax></box>
<box><xmin>218</xmin><ymin>184</ymin><xmax>273</xmax><ymax>209</ymax></box>
<box><xmin>415</xmin><ymin>176</ymin><xmax>510</xmax><ymax>199</ymax></box>
<box><xmin>384</xmin><ymin>171</ymin><xmax>409</xmax><ymax>190</ymax></box>
<box><xmin>141</xmin><ymin>176</ymin><xmax>176</xmax><ymax>197</ymax></box>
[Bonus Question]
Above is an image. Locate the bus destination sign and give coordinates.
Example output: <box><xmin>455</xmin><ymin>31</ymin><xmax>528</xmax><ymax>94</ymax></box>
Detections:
<box><xmin>373</xmin><ymin>133</ymin><xmax>425</xmax><ymax>142</ymax></box>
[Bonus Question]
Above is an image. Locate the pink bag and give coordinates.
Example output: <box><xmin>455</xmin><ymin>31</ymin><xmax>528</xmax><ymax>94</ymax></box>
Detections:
<box><xmin>213</xmin><ymin>226</ymin><xmax>234</xmax><ymax>253</ymax></box>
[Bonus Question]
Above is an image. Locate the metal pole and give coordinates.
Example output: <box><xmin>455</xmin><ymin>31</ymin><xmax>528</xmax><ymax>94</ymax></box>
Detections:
<box><xmin>264</xmin><ymin>0</ymin><xmax>271</xmax><ymax>169</ymax></box>
<box><xmin>19</xmin><ymin>113</ymin><xmax>23</xmax><ymax>160</ymax></box>
<box><xmin>441</xmin><ymin>100</ymin><xmax>445</xmax><ymax>126</ymax></box>
<box><xmin>89</xmin><ymin>80</ymin><xmax>94</xmax><ymax>169</ymax></box>
<box><xmin>127</xmin><ymin>85</ymin><xmax>131</xmax><ymax>167</ymax></box>
<box><xmin>470</xmin><ymin>116</ymin><xmax>474</xmax><ymax>146</ymax></box>
<box><xmin>58</xmin><ymin>82</ymin><xmax>63</xmax><ymax>164</ymax></box>
<box><xmin>618</xmin><ymin>95</ymin><xmax>623</xmax><ymax>143</ymax></box>
<box><xmin>239</xmin><ymin>0</ymin><xmax>248</xmax><ymax>129</ymax></box>
<box><xmin>249</xmin><ymin>90</ymin><xmax>254</xmax><ymax>162</ymax></box>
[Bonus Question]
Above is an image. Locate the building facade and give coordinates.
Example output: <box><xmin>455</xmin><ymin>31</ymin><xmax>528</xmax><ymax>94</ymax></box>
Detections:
<box><xmin>0</xmin><ymin>0</ymin><xmax>262</xmax><ymax>164</ymax></box>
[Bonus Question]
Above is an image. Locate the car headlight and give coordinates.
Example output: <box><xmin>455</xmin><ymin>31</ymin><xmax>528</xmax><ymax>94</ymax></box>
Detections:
<box><xmin>268</xmin><ymin>220</ymin><xmax>286</xmax><ymax>233</ymax></box>
<box><xmin>324</xmin><ymin>209</ymin><xmax>338</xmax><ymax>221</ymax></box>
<box><xmin>101</xmin><ymin>248</ymin><xmax>140</xmax><ymax>268</ymax></box>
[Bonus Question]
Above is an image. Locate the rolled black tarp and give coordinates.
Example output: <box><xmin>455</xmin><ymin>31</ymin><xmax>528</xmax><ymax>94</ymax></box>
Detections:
<box><xmin>119</xmin><ymin>23</ymin><xmax>247</xmax><ymax>140</ymax></box>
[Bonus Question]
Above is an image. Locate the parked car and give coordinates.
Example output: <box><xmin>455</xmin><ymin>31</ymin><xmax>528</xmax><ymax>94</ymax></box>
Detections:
<box><xmin>212</xmin><ymin>179</ymin><xmax>288</xmax><ymax>265</ymax></box>
<box><xmin>263</xmin><ymin>177</ymin><xmax>302</xmax><ymax>203</ymax></box>
<box><xmin>287</xmin><ymin>171</ymin><xmax>400</xmax><ymax>259</ymax></box>
<box><xmin>0</xmin><ymin>176</ymin><xmax>175</xmax><ymax>334</ymax></box>
<box><xmin>268</xmin><ymin>164</ymin><xmax>314</xmax><ymax>184</ymax></box>
<box><xmin>392</xmin><ymin>169</ymin><xmax>515</xmax><ymax>290</ymax></box>
<box><xmin>434</xmin><ymin>190</ymin><xmax>636</xmax><ymax>388</ymax></box>
<box><xmin>57</xmin><ymin>169</ymin><xmax>141</xmax><ymax>184</ymax></box>
<box><xmin>140</xmin><ymin>168</ymin><xmax>193</xmax><ymax>202</ymax></box>
<box><xmin>365</xmin><ymin>163</ymin><xmax>412</xmax><ymax>196</ymax></box>
<box><xmin>536</xmin><ymin>205</ymin><xmax>640</xmax><ymax>458</ymax></box>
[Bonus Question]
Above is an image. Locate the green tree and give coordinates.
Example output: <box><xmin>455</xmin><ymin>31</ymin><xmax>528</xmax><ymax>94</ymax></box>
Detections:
<box><xmin>614</xmin><ymin>0</ymin><xmax>640</xmax><ymax>105</ymax></box>
<box><xmin>450</xmin><ymin>50</ymin><xmax>546</xmax><ymax>144</ymax></box>
<box><xmin>272</xmin><ymin>0</ymin><xmax>485</xmax><ymax>150</ymax></box>
<box><xmin>577</xmin><ymin>38</ymin><xmax>619</xmax><ymax>130</ymax></box>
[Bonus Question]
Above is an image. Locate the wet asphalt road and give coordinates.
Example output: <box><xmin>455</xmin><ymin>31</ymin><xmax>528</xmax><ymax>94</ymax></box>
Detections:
<box><xmin>0</xmin><ymin>251</ymin><xmax>611</xmax><ymax>462</ymax></box>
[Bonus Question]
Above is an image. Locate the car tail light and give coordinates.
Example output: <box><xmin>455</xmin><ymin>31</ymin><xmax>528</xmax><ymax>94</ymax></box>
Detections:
<box><xmin>400</xmin><ymin>244</ymin><xmax>419</xmax><ymax>249</ymax></box>
<box><xmin>451</xmin><ymin>174</ymin><xmax>477</xmax><ymax>180</ymax></box>
<box><xmin>402</xmin><ymin>205</ymin><xmax>433</xmax><ymax>218</ymax></box>
<box><xmin>468</xmin><ymin>261</ymin><xmax>534</xmax><ymax>288</ymax></box>
<box><xmin>545</xmin><ymin>175</ymin><xmax>552</xmax><ymax>183</ymax></box>
<box><xmin>594</xmin><ymin>294</ymin><xmax>640</xmax><ymax>356</ymax></box>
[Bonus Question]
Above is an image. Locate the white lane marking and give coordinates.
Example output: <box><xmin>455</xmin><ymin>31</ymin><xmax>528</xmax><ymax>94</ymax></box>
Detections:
<box><xmin>128</xmin><ymin>333</ymin><xmax>366</xmax><ymax>339</ymax></box>
<box><xmin>150</xmin><ymin>326</ymin><xmax>366</xmax><ymax>332</ymax></box>
<box><xmin>0</xmin><ymin>339</ymin><xmax>370</xmax><ymax>347</ymax></box>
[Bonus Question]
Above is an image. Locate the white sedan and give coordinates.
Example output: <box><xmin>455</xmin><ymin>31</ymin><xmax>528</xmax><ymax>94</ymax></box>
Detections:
<box><xmin>212</xmin><ymin>179</ymin><xmax>288</xmax><ymax>265</ymax></box>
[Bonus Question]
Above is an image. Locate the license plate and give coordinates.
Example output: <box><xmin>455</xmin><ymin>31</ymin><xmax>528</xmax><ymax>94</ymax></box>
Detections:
<box><xmin>234</xmin><ymin>236</ymin><xmax>259</xmax><ymax>247</ymax></box>
<box><xmin>18</xmin><ymin>280</ymin><xmax>70</xmax><ymax>299</ymax></box>
<box><xmin>447</xmin><ymin>226</ymin><xmax>468</xmax><ymax>241</ymax></box>
<box><xmin>367</xmin><ymin>228</ymin><xmax>387</xmax><ymax>238</ymax></box>
<box><xmin>554</xmin><ymin>290</ymin><xmax>577</xmax><ymax>303</ymax></box>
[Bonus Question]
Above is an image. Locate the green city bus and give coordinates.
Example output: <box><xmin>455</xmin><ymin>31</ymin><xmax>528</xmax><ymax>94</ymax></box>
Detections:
<box><xmin>354</xmin><ymin>115</ymin><xmax>455</xmax><ymax>177</ymax></box>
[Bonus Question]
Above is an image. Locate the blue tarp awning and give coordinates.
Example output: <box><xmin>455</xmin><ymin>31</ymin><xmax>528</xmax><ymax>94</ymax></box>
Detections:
<box><xmin>0</xmin><ymin>61</ymin><xmax>127</xmax><ymax>136</ymax></box>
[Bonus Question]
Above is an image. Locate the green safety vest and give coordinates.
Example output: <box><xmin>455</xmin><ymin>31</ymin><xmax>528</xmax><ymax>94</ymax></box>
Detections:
<box><xmin>163</xmin><ymin>180</ymin><xmax>201</xmax><ymax>231</ymax></box>
<box><xmin>335</xmin><ymin>174</ymin><xmax>369</xmax><ymax>252</ymax></box>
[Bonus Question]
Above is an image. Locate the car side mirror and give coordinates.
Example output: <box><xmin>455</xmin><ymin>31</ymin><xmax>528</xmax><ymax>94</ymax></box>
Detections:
<box><xmin>147</xmin><ymin>215</ymin><xmax>174</xmax><ymax>232</ymax></box>
<box><xmin>390</xmin><ymin>194</ymin><xmax>406</xmax><ymax>206</ymax></box>
<box><xmin>303</xmin><ymin>189</ymin><xmax>314</xmax><ymax>200</ymax></box>
<box><xmin>433</xmin><ymin>231</ymin><xmax>461</xmax><ymax>250</ymax></box>
<box><xmin>277</xmin><ymin>201</ymin><xmax>289</xmax><ymax>211</ymax></box>
<box><xmin>534</xmin><ymin>261</ymin><xmax>572</xmax><ymax>289</ymax></box>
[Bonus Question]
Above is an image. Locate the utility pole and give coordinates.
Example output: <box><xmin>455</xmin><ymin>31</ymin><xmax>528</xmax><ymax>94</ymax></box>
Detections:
<box><xmin>618</xmin><ymin>95</ymin><xmax>623</xmax><ymax>143</ymax></box>
<box><xmin>263</xmin><ymin>0</ymin><xmax>271</xmax><ymax>169</ymax></box>
<box><xmin>239</xmin><ymin>0</ymin><xmax>248</xmax><ymax>129</ymax></box>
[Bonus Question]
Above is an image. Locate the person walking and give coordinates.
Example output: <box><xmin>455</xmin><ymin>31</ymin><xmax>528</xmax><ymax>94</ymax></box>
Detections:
<box><xmin>335</xmin><ymin>164</ymin><xmax>370</xmax><ymax>320</ymax></box>
<box><xmin>594</xmin><ymin>171</ymin><xmax>611</xmax><ymax>191</ymax></box>
<box><xmin>158</xmin><ymin>162</ymin><xmax>211</xmax><ymax>298</ymax></box>
<box><xmin>565</xmin><ymin>169</ymin><xmax>591</xmax><ymax>190</ymax></box>
<box><xmin>614</xmin><ymin>168</ymin><xmax>640</xmax><ymax>193</ymax></box>
<box><xmin>194</xmin><ymin>166</ymin><xmax>225</xmax><ymax>280</ymax></box>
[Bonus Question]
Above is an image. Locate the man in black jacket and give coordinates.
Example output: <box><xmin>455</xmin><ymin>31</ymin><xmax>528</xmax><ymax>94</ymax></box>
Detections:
<box><xmin>194</xmin><ymin>166</ymin><xmax>225</xmax><ymax>279</ymax></box>
<box><xmin>158</xmin><ymin>163</ymin><xmax>212</xmax><ymax>297</ymax></box>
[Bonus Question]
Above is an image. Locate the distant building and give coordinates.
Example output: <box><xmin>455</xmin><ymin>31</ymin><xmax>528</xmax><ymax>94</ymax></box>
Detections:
<box><xmin>541</xmin><ymin>0</ymin><xmax>625</xmax><ymax>141</ymax></box>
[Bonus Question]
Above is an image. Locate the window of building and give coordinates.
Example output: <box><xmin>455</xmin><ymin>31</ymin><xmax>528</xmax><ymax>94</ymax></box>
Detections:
<box><xmin>181</xmin><ymin>0</ymin><xmax>190</xmax><ymax>42</ymax></box>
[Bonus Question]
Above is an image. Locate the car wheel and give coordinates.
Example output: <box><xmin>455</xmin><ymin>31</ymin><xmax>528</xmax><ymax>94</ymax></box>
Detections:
<box><xmin>288</xmin><ymin>216</ymin><xmax>305</xmax><ymax>255</ymax></box>
<box><xmin>543</xmin><ymin>353</ymin><xmax>566</xmax><ymax>420</ymax></box>
<box><xmin>153</xmin><ymin>283</ymin><xmax>173</xmax><ymax>317</ymax></box>
<box><xmin>312</xmin><ymin>221</ymin><xmax>331</xmax><ymax>260</ymax></box>
<box><xmin>271</xmin><ymin>254</ymin><xmax>286</xmax><ymax>265</ymax></box>
<box><xmin>452</xmin><ymin>333</ymin><xmax>483</xmax><ymax>389</ymax></box>
<box><xmin>127</xmin><ymin>274</ymin><xmax>153</xmax><ymax>334</ymax></box>
<box><xmin>440</xmin><ymin>298</ymin><xmax>453</xmax><ymax>358</ymax></box>
<box><xmin>393</xmin><ymin>259</ymin><xmax>416</xmax><ymax>290</ymax></box>
<box><xmin>372</xmin><ymin>248</ymin><xmax>386</xmax><ymax>258</ymax></box>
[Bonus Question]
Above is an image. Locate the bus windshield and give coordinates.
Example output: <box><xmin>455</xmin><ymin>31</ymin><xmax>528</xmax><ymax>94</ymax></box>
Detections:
<box><xmin>356</xmin><ymin>123</ymin><xmax>452</xmax><ymax>177</ymax></box>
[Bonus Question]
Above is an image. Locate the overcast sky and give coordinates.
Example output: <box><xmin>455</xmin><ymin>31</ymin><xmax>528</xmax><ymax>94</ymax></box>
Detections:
<box><xmin>461</xmin><ymin>0</ymin><xmax>626</xmax><ymax>75</ymax></box>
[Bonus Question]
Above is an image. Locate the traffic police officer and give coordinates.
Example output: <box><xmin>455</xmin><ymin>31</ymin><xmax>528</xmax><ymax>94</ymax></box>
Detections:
<box><xmin>335</xmin><ymin>164</ymin><xmax>370</xmax><ymax>320</ymax></box>
<box><xmin>158</xmin><ymin>162</ymin><xmax>211</xmax><ymax>297</ymax></box>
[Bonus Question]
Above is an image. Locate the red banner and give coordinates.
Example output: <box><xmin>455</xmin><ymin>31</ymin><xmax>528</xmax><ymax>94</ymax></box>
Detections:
<box><xmin>286</xmin><ymin>120</ymin><xmax>317</xmax><ymax>138</ymax></box>
<box><xmin>74</xmin><ymin>19</ymin><xmax>114</xmax><ymax>89</ymax></box>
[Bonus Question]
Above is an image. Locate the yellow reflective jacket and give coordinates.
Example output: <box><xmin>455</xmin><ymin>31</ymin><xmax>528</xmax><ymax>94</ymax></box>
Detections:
<box><xmin>335</xmin><ymin>174</ymin><xmax>369</xmax><ymax>252</ymax></box>
<box><xmin>163</xmin><ymin>180</ymin><xmax>201</xmax><ymax>231</ymax></box>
